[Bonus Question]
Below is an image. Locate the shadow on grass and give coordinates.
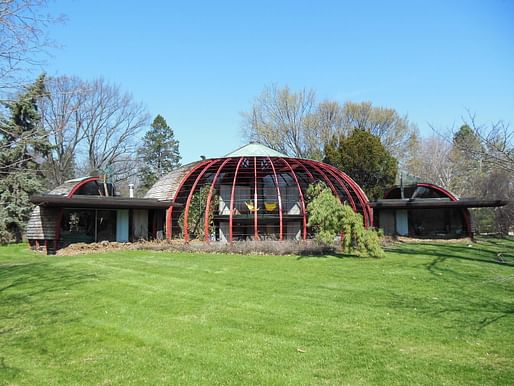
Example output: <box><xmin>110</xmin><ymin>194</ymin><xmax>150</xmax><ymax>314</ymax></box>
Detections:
<box><xmin>296</xmin><ymin>251</ymin><xmax>362</xmax><ymax>260</ymax></box>
<box><xmin>388</xmin><ymin>244</ymin><xmax>514</xmax><ymax>273</ymax></box>
<box><xmin>0</xmin><ymin>261</ymin><xmax>100</xmax><ymax>330</ymax></box>
<box><xmin>425</xmin><ymin>301</ymin><xmax>514</xmax><ymax>331</ymax></box>
<box><xmin>388</xmin><ymin>287</ymin><xmax>514</xmax><ymax>331</ymax></box>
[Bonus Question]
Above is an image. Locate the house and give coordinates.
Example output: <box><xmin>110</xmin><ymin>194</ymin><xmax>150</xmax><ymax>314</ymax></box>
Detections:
<box><xmin>144</xmin><ymin>142</ymin><xmax>371</xmax><ymax>242</ymax></box>
<box><xmin>370</xmin><ymin>183</ymin><xmax>508</xmax><ymax>238</ymax></box>
<box><xmin>28</xmin><ymin>144</ymin><xmax>508</xmax><ymax>253</ymax></box>
<box><xmin>27</xmin><ymin>176</ymin><xmax>178</xmax><ymax>253</ymax></box>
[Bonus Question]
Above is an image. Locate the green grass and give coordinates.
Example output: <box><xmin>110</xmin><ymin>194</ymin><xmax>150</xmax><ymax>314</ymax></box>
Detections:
<box><xmin>0</xmin><ymin>238</ymin><xmax>513</xmax><ymax>385</ymax></box>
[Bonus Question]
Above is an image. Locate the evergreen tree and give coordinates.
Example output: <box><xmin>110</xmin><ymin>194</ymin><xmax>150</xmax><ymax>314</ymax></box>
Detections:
<box><xmin>449</xmin><ymin>125</ymin><xmax>484</xmax><ymax>197</ymax></box>
<box><xmin>323</xmin><ymin>130</ymin><xmax>397</xmax><ymax>200</ymax></box>
<box><xmin>306</xmin><ymin>183</ymin><xmax>384</xmax><ymax>257</ymax></box>
<box><xmin>137</xmin><ymin>115</ymin><xmax>181</xmax><ymax>192</ymax></box>
<box><xmin>0</xmin><ymin>75</ymin><xmax>50</xmax><ymax>243</ymax></box>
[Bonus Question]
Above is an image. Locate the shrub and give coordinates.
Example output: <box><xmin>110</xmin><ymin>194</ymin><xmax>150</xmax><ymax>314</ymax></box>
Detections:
<box><xmin>307</xmin><ymin>183</ymin><xmax>384</xmax><ymax>258</ymax></box>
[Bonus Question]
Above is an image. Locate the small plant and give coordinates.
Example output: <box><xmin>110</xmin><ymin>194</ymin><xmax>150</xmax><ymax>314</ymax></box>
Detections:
<box><xmin>178</xmin><ymin>186</ymin><xmax>217</xmax><ymax>240</ymax></box>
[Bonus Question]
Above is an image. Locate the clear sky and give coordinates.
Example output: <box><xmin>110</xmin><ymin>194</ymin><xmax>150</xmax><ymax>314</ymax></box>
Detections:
<box><xmin>43</xmin><ymin>0</ymin><xmax>514</xmax><ymax>164</ymax></box>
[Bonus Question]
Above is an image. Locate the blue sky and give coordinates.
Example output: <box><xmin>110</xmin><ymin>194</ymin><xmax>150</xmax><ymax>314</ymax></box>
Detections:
<box><xmin>43</xmin><ymin>0</ymin><xmax>514</xmax><ymax>164</ymax></box>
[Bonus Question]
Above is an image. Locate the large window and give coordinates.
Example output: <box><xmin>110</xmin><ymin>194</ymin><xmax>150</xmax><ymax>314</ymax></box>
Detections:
<box><xmin>60</xmin><ymin>209</ymin><xmax>117</xmax><ymax>243</ymax></box>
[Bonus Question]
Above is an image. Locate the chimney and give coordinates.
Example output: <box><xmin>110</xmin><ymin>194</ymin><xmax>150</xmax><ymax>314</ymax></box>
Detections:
<box><xmin>128</xmin><ymin>184</ymin><xmax>135</xmax><ymax>198</ymax></box>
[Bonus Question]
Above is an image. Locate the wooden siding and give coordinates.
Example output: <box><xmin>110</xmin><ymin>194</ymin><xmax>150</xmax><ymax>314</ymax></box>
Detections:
<box><xmin>26</xmin><ymin>206</ymin><xmax>59</xmax><ymax>240</ymax></box>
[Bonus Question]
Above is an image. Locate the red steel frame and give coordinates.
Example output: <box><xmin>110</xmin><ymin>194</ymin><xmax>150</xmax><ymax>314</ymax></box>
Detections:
<box><xmin>267</xmin><ymin>156</ymin><xmax>284</xmax><ymax>240</ymax></box>
<box><xmin>169</xmin><ymin>156</ymin><xmax>372</xmax><ymax>242</ymax></box>
<box><xmin>228</xmin><ymin>157</ymin><xmax>245</xmax><ymax>242</ymax></box>
<box><xmin>324</xmin><ymin>163</ymin><xmax>372</xmax><ymax>227</ymax></box>
<box><xmin>203</xmin><ymin>158</ymin><xmax>232</xmax><ymax>242</ymax></box>
<box><xmin>166</xmin><ymin>160</ymin><xmax>211</xmax><ymax>239</ymax></box>
<box><xmin>280</xmin><ymin>157</ymin><xmax>308</xmax><ymax>240</ymax></box>
<box><xmin>67</xmin><ymin>177</ymin><xmax>101</xmax><ymax>197</ymax></box>
<box><xmin>302</xmin><ymin>159</ymin><xmax>339</xmax><ymax>196</ymax></box>
<box><xmin>322</xmin><ymin>166</ymin><xmax>357</xmax><ymax>211</ymax></box>
<box><xmin>253</xmin><ymin>157</ymin><xmax>259</xmax><ymax>240</ymax></box>
<box><xmin>182</xmin><ymin>159</ymin><xmax>221</xmax><ymax>242</ymax></box>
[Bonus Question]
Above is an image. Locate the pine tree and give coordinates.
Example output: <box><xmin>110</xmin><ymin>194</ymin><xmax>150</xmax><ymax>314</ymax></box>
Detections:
<box><xmin>323</xmin><ymin>130</ymin><xmax>397</xmax><ymax>200</ymax></box>
<box><xmin>137</xmin><ymin>115</ymin><xmax>181</xmax><ymax>192</ymax></box>
<box><xmin>306</xmin><ymin>183</ymin><xmax>384</xmax><ymax>257</ymax></box>
<box><xmin>0</xmin><ymin>74</ymin><xmax>50</xmax><ymax>243</ymax></box>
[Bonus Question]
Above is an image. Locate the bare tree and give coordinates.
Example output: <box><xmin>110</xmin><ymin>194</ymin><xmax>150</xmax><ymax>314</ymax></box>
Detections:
<box><xmin>342</xmin><ymin>101</ymin><xmax>418</xmax><ymax>162</ymax></box>
<box><xmin>304</xmin><ymin>100</ymin><xmax>347</xmax><ymax>160</ymax></box>
<box><xmin>39</xmin><ymin>76</ymin><xmax>150</xmax><ymax>186</ymax></box>
<box><xmin>38</xmin><ymin>75</ymin><xmax>88</xmax><ymax>186</ymax></box>
<box><xmin>454</xmin><ymin>113</ymin><xmax>513</xmax><ymax>174</ymax></box>
<box><xmin>0</xmin><ymin>0</ymin><xmax>62</xmax><ymax>93</ymax></box>
<box><xmin>242</xmin><ymin>84</ymin><xmax>317</xmax><ymax>158</ymax></box>
<box><xmin>404</xmin><ymin>135</ymin><xmax>456</xmax><ymax>192</ymax></box>
<box><xmin>81</xmin><ymin>78</ymin><xmax>149</xmax><ymax>179</ymax></box>
<box><xmin>241</xmin><ymin>85</ymin><xmax>418</xmax><ymax>163</ymax></box>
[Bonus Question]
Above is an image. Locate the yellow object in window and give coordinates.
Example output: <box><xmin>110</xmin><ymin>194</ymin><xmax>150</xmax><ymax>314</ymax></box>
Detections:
<box><xmin>264</xmin><ymin>202</ymin><xmax>277</xmax><ymax>212</ymax></box>
<box><xmin>245</xmin><ymin>201</ymin><xmax>260</xmax><ymax>212</ymax></box>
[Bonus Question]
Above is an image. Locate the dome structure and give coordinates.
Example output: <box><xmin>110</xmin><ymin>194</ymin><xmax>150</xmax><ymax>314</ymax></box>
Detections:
<box><xmin>146</xmin><ymin>143</ymin><xmax>372</xmax><ymax>242</ymax></box>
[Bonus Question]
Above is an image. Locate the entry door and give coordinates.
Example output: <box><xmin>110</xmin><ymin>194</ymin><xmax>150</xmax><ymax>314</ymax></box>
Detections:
<box><xmin>395</xmin><ymin>210</ymin><xmax>409</xmax><ymax>236</ymax></box>
<box><xmin>116</xmin><ymin>209</ymin><xmax>129</xmax><ymax>242</ymax></box>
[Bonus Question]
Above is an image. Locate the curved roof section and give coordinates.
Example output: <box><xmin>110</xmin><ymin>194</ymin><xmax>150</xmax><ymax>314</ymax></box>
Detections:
<box><xmin>27</xmin><ymin>176</ymin><xmax>102</xmax><ymax>241</ymax></box>
<box><xmin>144</xmin><ymin>162</ymin><xmax>202</xmax><ymax>200</ymax></box>
<box><xmin>384</xmin><ymin>183</ymin><xmax>458</xmax><ymax>201</ymax></box>
<box><xmin>46</xmin><ymin>176</ymin><xmax>99</xmax><ymax>196</ymax></box>
<box><xmin>224</xmin><ymin>142</ymin><xmax>289</xmax><ymax>158</ymax></box>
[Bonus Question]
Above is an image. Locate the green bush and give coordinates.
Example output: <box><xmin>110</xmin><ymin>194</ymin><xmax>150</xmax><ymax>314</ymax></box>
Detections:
<box><xmin>307</xmin><ymin>183</ymin><xmax>384</xmax><ymax>258</ymax></box>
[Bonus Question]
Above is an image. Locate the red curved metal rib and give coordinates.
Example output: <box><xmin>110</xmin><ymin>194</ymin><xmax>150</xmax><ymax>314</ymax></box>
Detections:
<box><xmin>324</xmin><ymin>163</ymin><xmax>372</xmax><ymax>227</ymax></box>
<box><xmin>253</xmin><ymin>157</ymin><xmax>259</xmax><ymax>240</ymax></box>
<box><xmin>166</xmin><ymin>160</ymin><xmax>211</xmax><ymax>240</ymax></box>
<box><xmin>67</xmin><ymin>176</ymin><xmax>100</xmax><ymax>197</ymax></box>
<box><xmin>322</xmin><ymin>167</ymin><xmax>357</xmax><ymax>211</ymax></box>
<box><xmin>302</xmin><ymin>159</ymin><xmax>339</xmax><ymax>198</ymax></box>
<box><xmin>52</xmin><ymin>177</ymin><xmax>102</xmax><ymax>248</ymax></box>
<box><xmin>229</xmin><ymin>157</ymin><xmax>245</xmax><ymax>242</ymax></box>
<box><xmin>417</xmin><ymin>183</ymin><xmax>457</xmax><ymax>201</ymax></box>
<box><xmin>183</xmin><ymin>159</ymin><xmax>220</xmax><ymax>242</ymax></box>
<box><xmin>204</xmin><ymin>158</ymin><xmax>232</xmax><ymax>242</ymax></box>
<box><xmin>281</xmin><ymin>158</ymin><xmax>307</xmax><ymax>240</ymax></box>
<box><xmin>288</xmin><ymin>158</ymin><xmax>314</xmax><ymax>182</ymax></box>
<box><xmin>267</xmin><ymin>156</ymin><xmax>283</xmax><ymax>240</ymax></box>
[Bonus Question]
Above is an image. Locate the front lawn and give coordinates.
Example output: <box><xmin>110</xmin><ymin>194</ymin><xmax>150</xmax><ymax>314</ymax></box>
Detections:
<box><xmin>0</xmin><ymin>238</ymin><xmax>513</xmax><ymax>385</ymax></box>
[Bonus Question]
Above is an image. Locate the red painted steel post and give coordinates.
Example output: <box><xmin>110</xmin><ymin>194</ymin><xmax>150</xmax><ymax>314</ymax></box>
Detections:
<box><xmin>183</xmin><ymin>159</ymin><xmax>220</xmax><ymax>242</ymax></box>
<box><xmin>204</xmin><ymin>158</ymin><xmax>232</xmax><ymax>242</ymax></box>
<box><xmin>166</xmin><ymin>207</ymin><xmax>173</xmax><ymax>240</ymax></box>
<box><xmin>281</xmin><ymin>158</ymin><xmax>308</xmax><ymax>240</ymax></box>
<box><xmin>253</xmin><ymin>157</ymin><xmax>259</xmax><ymax>240</ymax></box>
<box><xmin>322</xmin><ymin>167</ymin><xmax>357</xmax><ymax>211</ymax></box>
<box><xmin>229</xmin><ymin>158</ymin><xmax>244</xmax><ymax>242</ymax></box>
<box><xmin>267</xmin><ymin>156</ymin><xmax>283</xmax><ymax>240</ymax></box>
